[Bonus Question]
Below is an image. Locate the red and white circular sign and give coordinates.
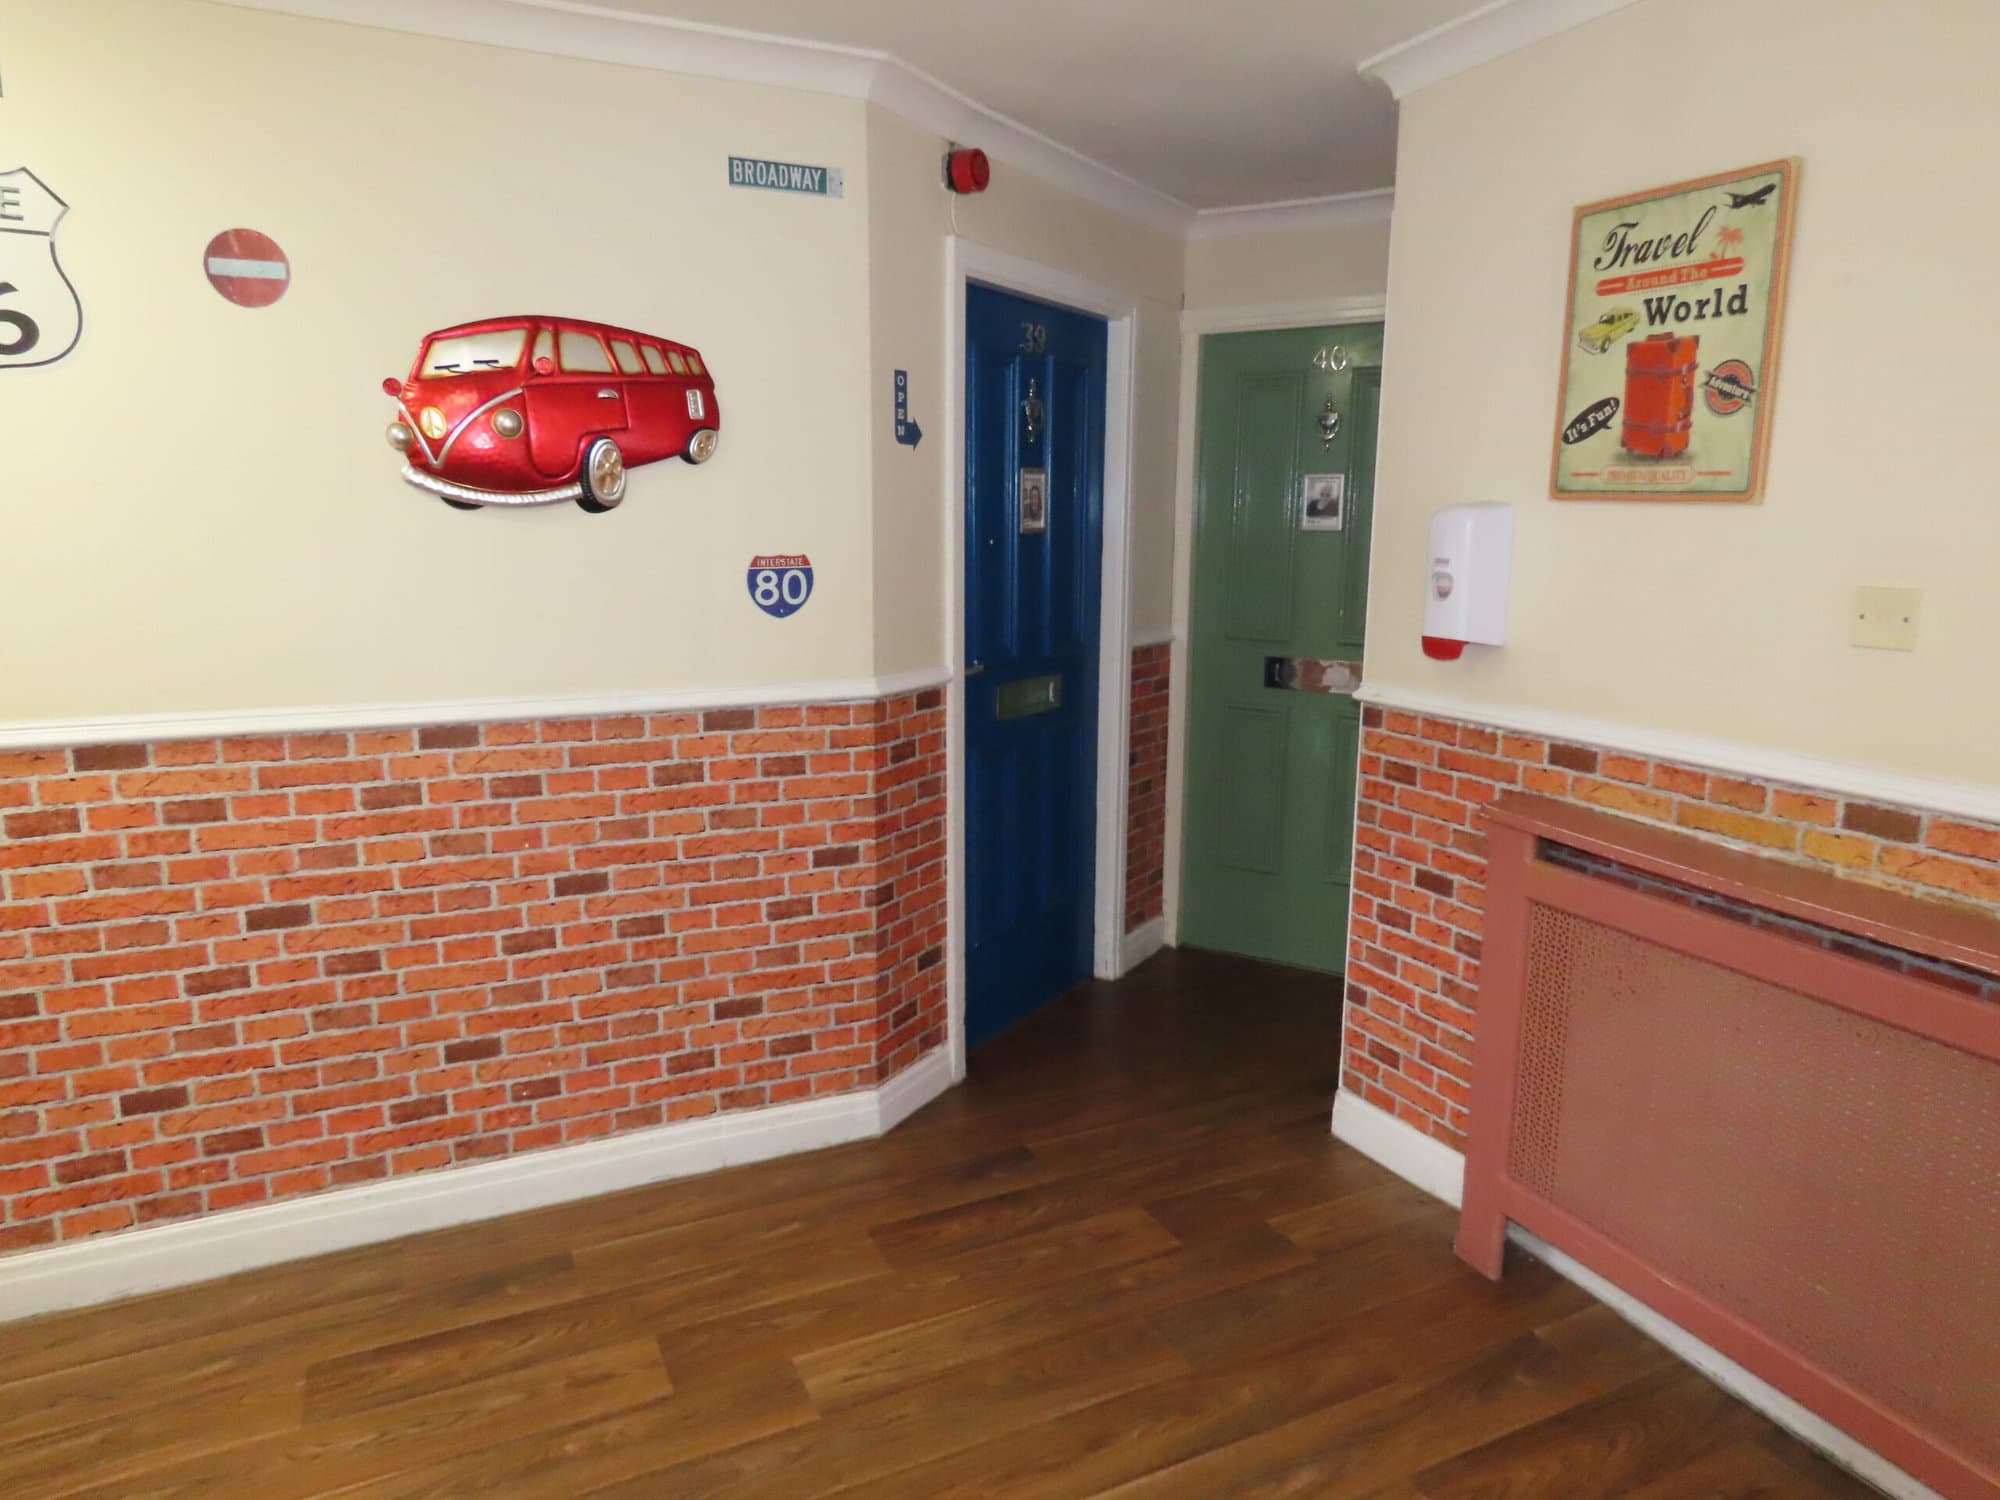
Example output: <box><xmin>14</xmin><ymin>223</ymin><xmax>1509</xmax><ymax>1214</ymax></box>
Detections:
<box><xmin>203</xmin><ymin>228</ymin><xmax>290</xmax><ymax>308</ymax></box>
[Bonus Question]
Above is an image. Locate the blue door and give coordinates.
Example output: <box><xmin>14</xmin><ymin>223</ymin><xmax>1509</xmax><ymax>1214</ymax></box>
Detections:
<box><xmin>964</xmin><ymin>284</ymin><xmax>1107</xmax><ymax>1050</ymax></box>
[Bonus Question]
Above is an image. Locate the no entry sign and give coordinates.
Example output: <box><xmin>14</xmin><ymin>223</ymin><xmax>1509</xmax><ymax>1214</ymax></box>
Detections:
<box><xmin>204</xmin><ymin>228</ymin><xmax>290</xmax><ymax>308</ymax></box>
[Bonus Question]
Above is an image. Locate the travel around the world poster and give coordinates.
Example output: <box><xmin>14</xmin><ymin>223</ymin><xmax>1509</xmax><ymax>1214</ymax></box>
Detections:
<box><xmin>1551</xmin><ymin>159</ymin><xmax>1799</xmax><ymax>502</ymax></box>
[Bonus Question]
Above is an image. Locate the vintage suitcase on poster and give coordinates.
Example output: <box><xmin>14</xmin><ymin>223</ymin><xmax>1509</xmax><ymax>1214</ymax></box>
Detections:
<box><xmin>1621</xmin><ymin>332</ymin><xmax>1698</xmax><ymax>457</ymax></box>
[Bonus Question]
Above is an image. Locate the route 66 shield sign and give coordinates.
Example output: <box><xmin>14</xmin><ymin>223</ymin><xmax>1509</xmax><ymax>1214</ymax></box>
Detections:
<box><xmin>0</xmin><ymin>169</ymin><xmax>81</xmax><ymax>370</ymax></box>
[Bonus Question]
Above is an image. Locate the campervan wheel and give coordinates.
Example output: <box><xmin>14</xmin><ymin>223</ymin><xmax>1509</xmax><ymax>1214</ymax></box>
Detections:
<box><xmin>577</xmin><ymin>437</ymin><xmax>627</xmax><ymax>513</ymax></box>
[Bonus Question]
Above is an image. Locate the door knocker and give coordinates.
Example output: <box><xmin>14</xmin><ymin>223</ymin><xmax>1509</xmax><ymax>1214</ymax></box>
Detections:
<box><xmin>1317</xmin><ymin>395</ymin><xmax>1342</xmax><ymax>447</ymax></box>
<box><xmin>1021</xmin><ymin>377</ymin><xmax>1044</xmax><ymax>448</ymax></box>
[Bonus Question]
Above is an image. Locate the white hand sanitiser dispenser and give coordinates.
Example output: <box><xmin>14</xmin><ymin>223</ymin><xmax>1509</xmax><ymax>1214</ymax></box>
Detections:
<box><xmin>1422</xmin><ymin>503</ymin><xmax>1516</xmax><ymax>661</ymax></box>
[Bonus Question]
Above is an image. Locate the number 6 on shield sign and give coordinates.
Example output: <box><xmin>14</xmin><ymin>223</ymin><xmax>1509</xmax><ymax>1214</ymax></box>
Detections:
<box><xmin>0</xmin><ymin>283</ymin><xmax>41</xmax><ymax>358</ymax></box>
<box><xmin>747</xmin><ymin>555</ymin><xmax>815</xmax><ymax>619</ymax></box>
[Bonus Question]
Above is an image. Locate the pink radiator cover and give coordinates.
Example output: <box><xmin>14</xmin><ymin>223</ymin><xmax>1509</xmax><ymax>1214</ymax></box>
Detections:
<box><xmin>1458</xmin><ymin>795</ymin><xmax>2000</xmax><ymax>1500</ymax></box>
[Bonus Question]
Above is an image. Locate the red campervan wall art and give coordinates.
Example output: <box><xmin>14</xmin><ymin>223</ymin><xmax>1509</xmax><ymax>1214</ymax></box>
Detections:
<box><xmin>384</xmin><ymin>316</ymin><xmax>720</xmax><ymax>514</ymax></box>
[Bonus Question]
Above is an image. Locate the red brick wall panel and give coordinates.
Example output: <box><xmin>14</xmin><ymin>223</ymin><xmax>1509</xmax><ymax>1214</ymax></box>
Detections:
<box><xmin>1345</xmin><ymin>706</ymin><xmax>2000</xmax><ymax>1151</ymax></box>
<box><xmin>0</xmin><ymin>691</ymin><xmax>945</xmax><ymax>1248</ymax></box>
<box><xmin>1125</xmin><ymin>643</ymin><xmax>1172</xmax><ymax>933</ymax></box>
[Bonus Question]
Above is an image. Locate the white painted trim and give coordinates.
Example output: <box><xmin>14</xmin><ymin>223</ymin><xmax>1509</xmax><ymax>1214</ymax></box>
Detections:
<box><xmin>1181</xmin><ymin>295</ymin><xmax>1388</xmax><ymax>337</ymax></box>
<box><xmin>873</xmin><ymin>666</ymin><xmax>955</xmax><ymax>698</ymax></box>
<box><xmin>1094</xmin><ymin>308</ymin><xmax>1140</xmax><ymax>985</ymax></box>
<box><xmin>955</xmin><ymin>244</ymin><xmax>1150</xmax><ymax>330</ymax></box>
<box><xmin>1358</xmin><ymin>681</ymin><xmax>2000</xmax><ymax>827</ymax></box>
<box><xmin>1164</xmin><ymin>298</ymin><xmax>1389</xmax><ymax>942</ymax></box>
<box><xmin>943</xmin><ymin>240</ymin><xmax>1142</xmax><ymax>1076</ymax></box>
<box><xmin>1332</xmin><ymin>1091</ymin><xmax>1940</xmax><ymax>1500</ymax></box>
<box><xmin>872</xmin><ymin>1047</ymin><xmax>955</xmax><ymax>1134</ymax></box>
<box><xmin>944</xmin><ymin>237</ymin><xmax>972</xmax><ymax>1086</ymax></box>
<box><xmin>1188</xmin><ymin>189</ymin><xmax>1394</xmax><ymax>240</ymax></box>
<box><xmin>1162</xmin><ymin>340</ymin><xmax>1198</xmax><ymax>949</ymax></box>
<box><xmin>1119</xmin><ymin>915</ymin><xmax>1168</xmax><ymax>975</ymax></box>
<box><xmin>1513</xmin><ymin>1232</ymin><xmax>1941</xmax><ymax>1500</ymax></box>
<box><xmin>0</xmin><ymin>669</ymin><xmax>954</xmax><ymax>751</ymax></box>
<box><xmin>1329</xmin><ymin>1089</ymin><xmax>1467</xmax><ymax>1207</ymax></box>
<box><xmin>1129</xmin><ymin>627</ymin><xmax>1177</xmax><ymax>651</ymax></box>
<box><xmin>0</xmin><ymin>1049</ymin><xmax>953</xmax><ymax>1323</ymax></box>
<box><xmin>861</xmin><ymin>48</ymin><xmax>1190</xmax><ymax>237</ymax></box>
<box><xmin>205</xmin><ymin>0</ymin><xmax>1193</xmax><ymax>236</ymax></box>
<box><xmin>1357</xmin><ymin>0</ymin><xmax>1645</xmax><ymax>100</ymax></box>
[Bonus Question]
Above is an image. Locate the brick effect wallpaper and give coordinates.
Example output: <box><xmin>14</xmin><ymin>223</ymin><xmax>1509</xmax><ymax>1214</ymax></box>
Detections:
<box><xmin>1345</xmin><ymin>705</ymin><xmax>2000</xmax><ymax>1149</ymax></box>
<box><xmin>1124</xmin><ymin>643</ymin><xmax>1172</xmax><ymax>934</ymax></box>
<box><xmin>0</xmin><ymin>692</ymin><xmax>945</xmax><ymax>1251</ymax></box>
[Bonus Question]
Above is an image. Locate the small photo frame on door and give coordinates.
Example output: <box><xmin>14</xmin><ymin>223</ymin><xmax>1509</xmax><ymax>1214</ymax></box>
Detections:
<box><xmin>1019</xmin><ymin>467</ymin><xmax>1048</xmax><ymax>534</ymax></box>
<box><xmin>1301</xmin><ymin>473</ymin><xmax>1345</xmax><ymax>532</ymax></box>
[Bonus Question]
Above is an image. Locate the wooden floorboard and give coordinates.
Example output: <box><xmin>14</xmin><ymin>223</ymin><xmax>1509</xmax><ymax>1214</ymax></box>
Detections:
<box><xmin>0</xmin><ymin>948</ymin><xmax>1877</xmax><ymax>1498</ymax></box>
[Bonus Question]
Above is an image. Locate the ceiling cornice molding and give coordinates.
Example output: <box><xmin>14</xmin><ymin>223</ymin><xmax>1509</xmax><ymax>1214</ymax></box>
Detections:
<box><xmin>1357</xmin><ymin>0</ymin><xmax>1645</xmax><ymax>100</ymax></box>
<box><xmin>203</xmin><ymin>0</ymin><xmax>1196</xmax><ymax>235</ymax></box>
<box><xmin>860</xmin><ymin>56</ymin><xmax>1191</xmax><ymax>236</ymax></box>
<box><xmin>1181</xmin><ymin>294</ymin><xmax>1387</xmax><ymax>336</ymax></box>
<box><xmin>1187</xmin><ymin>188</ymin><xmax>1393</xmax><ymax>241</ymax></box>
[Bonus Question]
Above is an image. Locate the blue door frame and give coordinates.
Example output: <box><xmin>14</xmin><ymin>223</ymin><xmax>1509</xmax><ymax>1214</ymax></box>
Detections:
<box><xmin>963</xmin><ymin>283</ymin><xmax>1107</xmax><ymax>1051</ymax></box>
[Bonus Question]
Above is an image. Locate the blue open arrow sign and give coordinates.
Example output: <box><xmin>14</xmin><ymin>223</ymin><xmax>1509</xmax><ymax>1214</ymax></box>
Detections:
<box><xmin>894</xmin><ymin>368</ymin><xmax>922</xmax><ymax>448</ymax></box>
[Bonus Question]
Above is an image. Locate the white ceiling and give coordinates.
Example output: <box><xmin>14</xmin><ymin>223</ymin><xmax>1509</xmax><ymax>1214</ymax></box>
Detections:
<box><xmin>584</xmin><ymin>0</ymin><xmax>1494</xmax><ymax>210</ymax></box>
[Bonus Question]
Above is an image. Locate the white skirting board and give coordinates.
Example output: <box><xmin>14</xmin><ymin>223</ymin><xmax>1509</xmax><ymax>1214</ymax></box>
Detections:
<box><xmin>0</xmin><ymin>1049</ymin><xmax>955</xmax><ymax>1325</ymax></box>
<box><xmin>1327</xmin><ymin>1088</ymin><xmax>1940</xmax><ymax>1500</ymax></box>
<box><xmin>1119</xmin><ymin>915</ymin><xmax>1167</xmax><ymax>975</ymax></box>
<box><xmin>1330</xmin><ymin>1090</ymin><xmax>1466</xmax><ymax>1207</ymax></box>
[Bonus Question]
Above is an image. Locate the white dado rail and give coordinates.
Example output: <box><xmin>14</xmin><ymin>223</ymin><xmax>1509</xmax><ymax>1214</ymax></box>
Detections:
<box><xmin>0</xmin><ymin>667</ymin><xmax>954</xmax><ymax>751</ymax></box>
<box><xmin>1357</xmin><ymin>681</ymin><xmax>2000</xmax><ymax>830</ymax></box>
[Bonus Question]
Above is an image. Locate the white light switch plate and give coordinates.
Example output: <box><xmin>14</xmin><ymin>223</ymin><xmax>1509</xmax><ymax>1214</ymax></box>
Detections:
<box><xmin>1851</xmin><ymin>587</ymin><xmax>1921</xmax><ymax>651</ymax></box>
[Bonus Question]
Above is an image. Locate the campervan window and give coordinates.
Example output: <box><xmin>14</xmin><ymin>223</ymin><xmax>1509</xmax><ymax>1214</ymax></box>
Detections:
<box><xmin>665</xmin><ymin>350</ymin><xmax>688</xmax><ymax>375</ymax></box>
<box><xmin>421</xmin><ymin>328</ymin><xmax>527</xmax><ymax>377</ymax></box>
<box><xmin>640</xmin><ymin>346</ymin><xmax>667</xmax><ymax>376</ymax></box>
<box><xmin>610</xmin><ymin>339</ymin><xmax>644</xmax><ymax>375</ymax></box>
<box><xmin>559</xmin><ymin>329</ymin><xmax>613</xmax><ymax>373</ymax></box>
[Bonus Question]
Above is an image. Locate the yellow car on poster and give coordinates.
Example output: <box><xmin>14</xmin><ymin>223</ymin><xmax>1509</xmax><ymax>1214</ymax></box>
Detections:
<box><xmin>1576</xmin><ymin>306</ymin><xmax>1639</xmax><ymax>354</ymax></box>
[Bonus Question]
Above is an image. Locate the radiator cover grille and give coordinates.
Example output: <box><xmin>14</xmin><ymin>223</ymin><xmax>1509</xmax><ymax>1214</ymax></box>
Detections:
<box><xmin>1510</xmin><ymin>902</ymin><xmax>2000</xmax><ymax>1475</ymax></box>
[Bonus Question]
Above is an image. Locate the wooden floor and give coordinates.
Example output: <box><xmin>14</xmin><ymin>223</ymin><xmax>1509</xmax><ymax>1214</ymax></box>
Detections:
<box><xmin>2</xmin><ymin>949</ymin><xmax>1877</xmax><ymax>1499</ymax></box>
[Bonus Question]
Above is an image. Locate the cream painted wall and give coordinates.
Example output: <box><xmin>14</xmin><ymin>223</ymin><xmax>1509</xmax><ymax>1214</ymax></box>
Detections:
<box><xmin>1369</xmin><ymin>0</ymin><xmax>2000</xmax><ymax>783</ymax></box>
<box><xmin>863</xmin><ymin>110</ymin><xmax>949</xmax><ymax>677</ymax></box>
<box><xmin>2</xmin><ymin>0</ymin><xmax>875</xmax><ymax>721</ymax></box>
<box><xmin>1125</xmin><ymin>304</ymin><xmax>1183</xmax><ymax>638</ymax></box>
<box><xmin>862</xmin><ymin>110</ymin><xmax>1185</xmax><ymax>656</ymax></box>
<box><xmin>947</xmin><ymin>167</ymin><xmax>1183</xmax><ymax>311</ymax></box>
<box><xmin>1184</xmin><ymin>216</ymin><xmax>1392</xmax><ymax>309</ymax></box>
<box><xmin>1</xmin><ymin>0</ymin><xmax>1187</xmax><ymax>721</ymax></box>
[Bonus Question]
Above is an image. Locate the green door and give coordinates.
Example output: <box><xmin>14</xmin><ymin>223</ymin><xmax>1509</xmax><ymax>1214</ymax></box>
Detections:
<box><xmin>1181</xmin><ymin>324</ymin><xmax>1382</xmax><ymax>972</ymax></box>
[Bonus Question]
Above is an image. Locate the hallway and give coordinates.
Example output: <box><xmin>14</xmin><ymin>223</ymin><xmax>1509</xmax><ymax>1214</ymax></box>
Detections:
<box><xmin>0</xmin><ymin>950</ymin><xmax>1872</xmax><ymax>1498</ymax></box>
